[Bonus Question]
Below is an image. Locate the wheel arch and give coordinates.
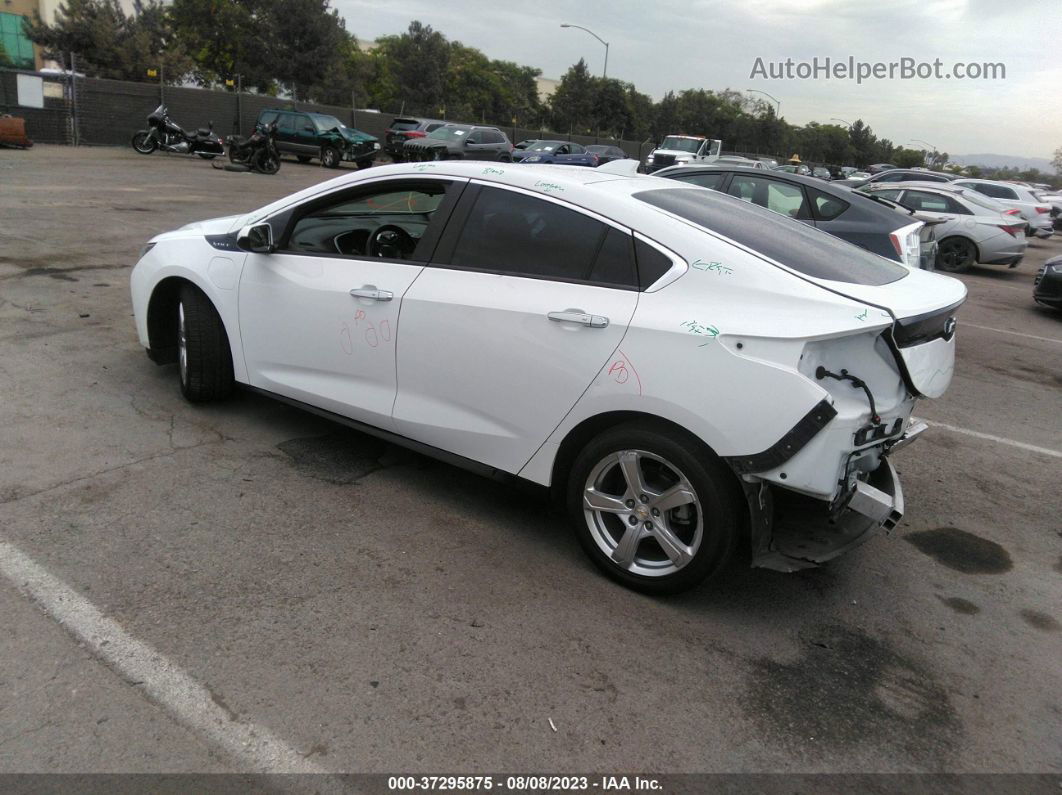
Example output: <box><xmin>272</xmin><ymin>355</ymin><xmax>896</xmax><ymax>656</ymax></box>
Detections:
<box><xmin>548</xmin><ymin>410</ymin><xmax>742</xmax><ymax>505</ymax></box>
<box><xmin>145</xmin><ymin>276</ymin><xmax>241</xmax><ymax>379</ymax></box>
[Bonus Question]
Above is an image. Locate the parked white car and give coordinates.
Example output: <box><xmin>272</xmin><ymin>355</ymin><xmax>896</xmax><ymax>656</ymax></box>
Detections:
<box><xmin>644</xmin><ymin>135</ymin><xmax>722</xmax><ymax>173</ymax></box>
<box><xmin>951</xmin><ymin>178</ymin><xmax>1053</xmax><ymax>238</ymax></box>
<box><xmin>130</xmin><ymin>162</ymin><xmax>966</xmax><ymax>593</ymax></box>
<box><xmin>860</xmin><ymin>182</ymin><xmax>1027</xmax><ymax>272</ymax></box>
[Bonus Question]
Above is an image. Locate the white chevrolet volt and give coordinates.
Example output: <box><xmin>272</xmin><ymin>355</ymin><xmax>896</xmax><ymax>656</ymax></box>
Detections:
<box><xmin>130</xmin><ymin>160</ymin><xmax>966</xmax><ymax>593</ymax></box>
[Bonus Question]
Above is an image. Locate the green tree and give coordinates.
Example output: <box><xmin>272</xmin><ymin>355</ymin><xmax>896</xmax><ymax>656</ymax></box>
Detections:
<box><xmin>0</xmin><ymin>40</ymin><xmax>11</xmax><ymax>67</ymax></box>
<box><xmin>549</xmin><ymin>59</ymin><xmax>595</xmax><ymax>134</ymax></box>
<box><xmin>371</xmin><ymin>21</ymin><xmax>449</xmax><ymax>115</ymax></box>
<box><xmin>169</xmin><ymin>0</ymin><xmax>275</xmax><ymax>91</ymax></box>
<box><xmin>893</xmin><ymin>147</ymin><xmax>927</xmax><ymax>168</ymax></box>
<box><xmin>267</xmin><ymin>0</ymin><xmax>348</xmax><ymax>101</ymax></box>
<box><xmin>26</xmin><ymin>0</ymin><xmax>192</xmax><ymax>81</ymax></box>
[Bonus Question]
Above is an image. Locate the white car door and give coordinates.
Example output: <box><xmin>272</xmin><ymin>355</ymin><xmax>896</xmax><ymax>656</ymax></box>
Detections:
<box><xmin>238</xmin><ymin>177</ymin><xmax>462</xmax><ymax>429</ymax></box>
<box><xmin>392</xmin><ymin>184</ymin><xmax>640</xmax><ymax>473</ymax></box>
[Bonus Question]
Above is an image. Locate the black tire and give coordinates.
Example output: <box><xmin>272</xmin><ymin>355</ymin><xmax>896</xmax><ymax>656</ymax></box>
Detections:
<box><xmin>296</xmin><ymin>155</ymin><xmax>312</xmax><ymax>163</ymax></box>
<box><xmin>321</xmin><ymin>145</ymin><xmax>342</xmax><ymax>169</ymax></box>
<box><xmin>131</xmin><ymin>131</ymin><xmax>156</xmax><ymax>154</ymax></box>
<box><xmin>566</xmin><ymin>422</ymin><xmax>741</xmax><ymax>594</ymax></box>
<box><xmin>499</xmin><ymin>153</ymin><xmax>512</xmax><ymax>163</ymax></box>
<box><xmin>356</xmin><ymin>158</ymin><xmax>374</xmax><ymax>170</ymax></box>
<box><xmin>252</xmin><ymin>148</ymin><xmax>281</xmax><ymax>175</ymax></box>
<box><xmin>177</xmin><ymin>284</ymin><xmax>234</xmax><ymax>403</ymax></box>
<box><xmin>936</xmin><ymin>236</ymin><xmax>977</xmax><ymax>273</ymax></box>
<box><xmin>197</xmin><ymin>152</ymin><xmax>217</xmax><ymax>160</ymax></box>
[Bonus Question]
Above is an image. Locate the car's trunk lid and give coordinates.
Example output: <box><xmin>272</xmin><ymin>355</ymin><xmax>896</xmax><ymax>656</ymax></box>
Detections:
<box><xmin>815</xmin><ymin>267</ymin><xmax>967</xmax><ymax>398</ymax></box>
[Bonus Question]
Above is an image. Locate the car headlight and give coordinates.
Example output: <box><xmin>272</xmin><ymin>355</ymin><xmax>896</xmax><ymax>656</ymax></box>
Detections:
<box><xmin>646</xmin><ymin>155</ymin><xmax>654</xmax><ymax>163</ymax></box>
<box><xmin>373</xmin><ymin>142</ymin><xmax>380</xmax><ymax>150</ymax></box>
<box><xmin>139</xmin><ymin>242</ymin><xmax>156</xmax><ymax>259</ymax></box>
<box><xmin>675</xmin><ymin>157</ymin><xmax>690</xmax><ymax>164</ymax></box>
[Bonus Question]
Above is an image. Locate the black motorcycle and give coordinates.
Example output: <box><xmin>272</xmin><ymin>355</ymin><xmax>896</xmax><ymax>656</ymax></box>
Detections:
<box><xmin>131</xmin><ymin>104</ymin><xmax>224</xmax><ymax>159</ymax></box>
<box><xmin>225</xmin><ymin>120</ymin><xmax>281</xmax><ymax>174</ymax></box>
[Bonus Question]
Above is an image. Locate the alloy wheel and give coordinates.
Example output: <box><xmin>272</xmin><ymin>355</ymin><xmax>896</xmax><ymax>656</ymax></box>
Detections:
<box><xmin>582</xmin><ymin>449</ymin><xmax>703</xmax><ymax>577</ymax></box>
<box><xmin>177</xmin><ymin>301</ymin><xmax>188</xmax><ymax>386</ymax></box>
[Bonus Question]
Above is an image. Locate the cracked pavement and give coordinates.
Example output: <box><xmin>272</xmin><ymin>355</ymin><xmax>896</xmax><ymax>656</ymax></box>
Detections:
<box><xmin>0</xmin><ymin>146</ymin><xmax>1059</xmax><ymax>776</ymax></box>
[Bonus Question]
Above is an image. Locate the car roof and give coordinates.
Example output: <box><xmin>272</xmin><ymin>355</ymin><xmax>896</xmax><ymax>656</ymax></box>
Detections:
<box><xmin>865</xmin><ymin>181</ymin><xmax>966</xmax><ymax>193</ymax></box>
<box><xmin>655</xmin><ymin>164</ymin><xmax>825</xmax><ymax>188</ymax></box>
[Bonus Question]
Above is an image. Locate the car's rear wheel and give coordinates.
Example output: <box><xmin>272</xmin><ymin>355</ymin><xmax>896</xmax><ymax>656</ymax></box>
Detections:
<box><xmin>936</xmin><ymin>237</ymin><xmax>977</xmax><ymax>272</ymax></box>
<box><xmin>567</xmin><ymin>423</ymin><xmax>741</xmax><ymax>594</ymax></box>
<box><xmin>321</xmin><ymin>145</ymin><xmax>342</xmax><ymax>169</ymax></box>
<box><xmin>177</xmin><ymin>284</ymin><xmax>234</xmax><ymax>403</ymax></box>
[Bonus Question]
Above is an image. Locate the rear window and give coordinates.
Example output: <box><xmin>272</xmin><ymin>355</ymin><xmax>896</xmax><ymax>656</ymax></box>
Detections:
<box><xmin>634</xmin><ymin>188</ymin><xmax>908</xmax><ymax>286</ymax></box>
<box><xmin>389</xmin><ymin>118</ymin><xmax>421</xmax><ymax>131</ymax></box>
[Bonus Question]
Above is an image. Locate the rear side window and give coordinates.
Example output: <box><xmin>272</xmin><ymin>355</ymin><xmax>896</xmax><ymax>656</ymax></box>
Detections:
<box><xmin>590</xmin><ymin>227</ymin><xmax>637</xmax><ymax>288</ymax></box>
<box><xmin>809</xmin><ymin>188</ymin><xmax>849</xmax><ymax>221</ymax></box>
<box><xmin>675</xmin><ymin>172</ymin><xmax>726</xmax><ymax>190</ymax></box>
<box><xmin>634</xmin><ymin>238</ymin><xmax>673</xmax><ymax>289</ymax></box>
<box><xmin>970</xmin><ymin>182</ymin><xmax>1017</xmax><ymax>200</ymax></box>
<box><xmin>449</xmin><ymin>187</ymin><xmax>605</xmax><ymax>281</ymax></box>
<box><xmin>902</xmin><ymin>190</ymin><xmax>955</xmax><ymax>213</ymax></box>
<box><xmin>728</xmin><ymin>175</ymin><xmax>810</xmax><ymax>220</ymax></box>
<box><xmin>276</xmin><ymin>113</ymin><xmax>295</xmax><ymax>134</ymax></box>
<box><xmin>633</xmin><ymin>188</ymin><xmax>907</xmax><ymax>285</ymax></box>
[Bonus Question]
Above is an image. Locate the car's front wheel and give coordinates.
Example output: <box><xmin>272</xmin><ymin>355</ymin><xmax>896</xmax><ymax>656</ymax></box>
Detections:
<box><xmin>177</xmin><ymin>284</ymin><xmax>234</xmax><ymax>403</ymax></box>
<box><xmin>567</xmin><ymin>423</ymin><xmax>741</xmax><ymax>594</ymax></box>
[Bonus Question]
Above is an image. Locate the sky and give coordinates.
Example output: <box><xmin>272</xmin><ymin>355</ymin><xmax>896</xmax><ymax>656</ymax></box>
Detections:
<box><xmin>334</xmin><ymin>0</ymin><xmax>1060</xmax><ymax>160</ymax></box>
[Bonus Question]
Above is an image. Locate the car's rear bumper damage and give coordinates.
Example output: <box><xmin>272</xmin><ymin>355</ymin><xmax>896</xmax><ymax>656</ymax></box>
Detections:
<box><xmin>742</xmin><ymin>422</ymin><xmax>924</xmax><ymax>572</ymax></box>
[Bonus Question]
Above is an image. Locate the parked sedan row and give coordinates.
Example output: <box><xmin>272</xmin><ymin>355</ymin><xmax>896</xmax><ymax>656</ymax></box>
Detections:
<box><xmin>653</xmin><ymin>165</ymin><xmax>936</xmax><ymax>270</ymax></box>
<box><xmin>859</xmin><ymin>182</ymin><xmax>1028</xmax><ymax>272</ymax></box>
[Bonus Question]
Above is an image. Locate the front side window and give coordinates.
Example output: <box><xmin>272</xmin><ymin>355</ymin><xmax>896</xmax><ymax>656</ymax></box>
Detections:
<box><xmin>311</xmin><ymin>114</ymin><xmax>345</xmax><ymax>132</ymax></box>
<box><xmin>284</xmin><ymin>182</ymin><xmax>449</xmax><ymax>260</ymax></box>
<box><xmin>728</xmin><ymin>175</ymin><xmax>810</xmax><ymax>219</ymax></box>
<box><xmin>428</xmin><ymin>126</ymin><xmax>470</xmax><ymax>141</ymax></box>
<box><xmin>448</xmin><ymin>187</ymin><xmax>607</xmax><ymax>282</ymax></box>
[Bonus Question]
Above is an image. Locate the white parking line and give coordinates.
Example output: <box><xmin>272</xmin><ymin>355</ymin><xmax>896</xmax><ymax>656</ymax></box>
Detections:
<box><xmin>961</xmin><ymin>322</ymin><xmax>1062</xmax><ymax>345</ymax></box>
<box><xmin>0</xmin><ymin>540</ymin><xmax>330</xmax><ymax>774</ymax></box>
<box><xmin>924</xmin><ymin>421</ymin><xmax>1062</xmax><ymax>459</ymax></box>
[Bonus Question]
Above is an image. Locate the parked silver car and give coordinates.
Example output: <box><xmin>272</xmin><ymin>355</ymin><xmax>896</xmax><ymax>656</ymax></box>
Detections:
<box><xmin>951</xmin><ymin>179</ymin><xmax>1053</xmax><ymax>239</ymax></box>
<box><xmin>860</xmin><ymin>182</ymin><xmax>1027</xmax><ymax>272</ymax></box>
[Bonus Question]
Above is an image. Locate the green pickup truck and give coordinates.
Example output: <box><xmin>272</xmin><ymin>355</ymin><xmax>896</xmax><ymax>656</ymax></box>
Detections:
<box><xmin>257</xmin><ymin>108</ymin><xmax>380</xmax><ymax>169</ymax></box>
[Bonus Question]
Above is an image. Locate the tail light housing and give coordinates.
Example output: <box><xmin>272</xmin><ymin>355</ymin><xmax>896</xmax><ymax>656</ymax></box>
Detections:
<box><xmin>1035</xmin><ymin>206</ymin><xmax>1050</xmax><ymax>214</ymax></box>
<box><xmin>1003</xmin><ymin>208</ymin><xmax>1021</xmax><ymax>216</ymax></box>
<box><xmin>998</xmin><ymin>224</ymin><xmax>1024</xmax><ymax>237</ymax></box>
<box><xmin>889</xmin><ymin>222</ymin><xmax>922</xmax><ymax>268</ymax></box>
<box><xmin>404</xmin><ymin>130</ymin><xmax>427</xmax><ymax>139</ymax></box>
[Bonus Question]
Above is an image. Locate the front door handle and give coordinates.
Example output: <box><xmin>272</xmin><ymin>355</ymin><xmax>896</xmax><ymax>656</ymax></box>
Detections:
<box><xmin>547</xmin><ymin>310</ymin><xmax>609</xmax><ymax>328</ymax></box>
<box><xmin>349</xmin><ymin>286</ymin><xmax>393</xmax><ymax>301</ymax></box>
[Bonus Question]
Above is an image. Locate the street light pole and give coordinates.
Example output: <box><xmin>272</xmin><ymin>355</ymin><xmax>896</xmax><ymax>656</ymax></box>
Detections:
<box><xmin>746</xmin><ymin>88</ymin><xmax>780</xmax><ymax>117</ymax></box>
<box><xmin>560</xmin><ymin>24</ymin><xmax>610</xmax><ymax>79</ymax></box>
<box><xmin>830</xmin><ymin>117</ymin><xmax>852</xmax><ymax>128</ymax></box>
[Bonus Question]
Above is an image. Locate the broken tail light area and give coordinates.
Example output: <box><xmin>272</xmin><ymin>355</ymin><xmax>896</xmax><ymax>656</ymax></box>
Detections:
<box><xmin>889</xmin><ymin>222</ymin><xmax>923</xmax><ymax>269</ymax></box>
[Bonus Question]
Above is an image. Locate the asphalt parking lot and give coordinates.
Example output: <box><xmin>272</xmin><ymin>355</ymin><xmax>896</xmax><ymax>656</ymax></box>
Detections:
<box><xmin>0</xmin><ymin>146</ymin><xmax>1059</xmax><ymax>778</ymax></box>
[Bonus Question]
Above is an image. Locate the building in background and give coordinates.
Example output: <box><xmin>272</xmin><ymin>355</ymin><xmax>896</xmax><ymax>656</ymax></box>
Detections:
<box><xmin>1</xmin><ymin>0</ymin><xmax>139</xmax><ymax>70</ymax></box>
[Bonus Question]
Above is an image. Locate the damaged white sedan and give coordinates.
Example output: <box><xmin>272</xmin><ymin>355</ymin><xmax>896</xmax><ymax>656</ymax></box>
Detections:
<box><xmin>130</xmin><ymin>160</ymin><xmax>965</xmax><ymax>593</ymax></box>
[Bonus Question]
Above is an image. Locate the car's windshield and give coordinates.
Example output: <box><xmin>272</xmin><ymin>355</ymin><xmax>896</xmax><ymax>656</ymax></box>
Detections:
<box><xmin>428</xmin><ymin>126</ymin><xmax>471</xmax><ymax>141</ymax></box>
<box><xmin>634</xmin><ymin>188</ymin><xmax>908</xmax><ymax>285</ymax></box>
<box><xmin>310</xmin><ymin>114</ymin><xmax>344</xmax><ymax>132</ymax></box>
<box><xmin>659</xmin><ymin>137</ymin><xmax>702</xmax><ymax>153</ymax></box>
<box><xmin>529</xmin><ymin>141</ymin><xmax>562</xmax><ymax>152</ymax></box>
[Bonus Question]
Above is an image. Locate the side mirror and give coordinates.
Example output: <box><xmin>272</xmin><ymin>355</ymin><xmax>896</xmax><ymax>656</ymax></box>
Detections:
<box><xmin>464</xmin><ymin>138</ymin><xmax>473</xmax><ymax>146</ymax></box>
<box><xmin>237</xmin><ymin>223</ymin><xmax>274</xmax><ymax>253</ymax></box>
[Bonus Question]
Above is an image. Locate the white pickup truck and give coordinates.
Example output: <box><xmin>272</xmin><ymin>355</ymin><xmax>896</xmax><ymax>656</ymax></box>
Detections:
<box><xmin>644</xmin><ymin>135</ymin><xmax>723</xmax><ymax>173</ymax></box>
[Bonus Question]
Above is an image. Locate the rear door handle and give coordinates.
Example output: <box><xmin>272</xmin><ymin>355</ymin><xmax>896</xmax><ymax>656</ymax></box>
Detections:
<box><xmin>547</xmin><ymin>310</ymin><xmax>609</xmax><ymax>328</ymax></box>
<box><xmin>349</xmin><ymin>286</ymin><xmax>393</xmax><ymax>301</ymax></box>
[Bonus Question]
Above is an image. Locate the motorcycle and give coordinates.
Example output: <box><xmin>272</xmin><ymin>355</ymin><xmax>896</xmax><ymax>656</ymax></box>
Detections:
<box><xmin>131</xmin><ymin>105</ymin><xmax>224</xmax><ymax>159</ymax></box>
<box><xmin>225</xmin><ymin>120</ymin><xmax>281</xmax><ymax>174</ymax></box>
